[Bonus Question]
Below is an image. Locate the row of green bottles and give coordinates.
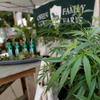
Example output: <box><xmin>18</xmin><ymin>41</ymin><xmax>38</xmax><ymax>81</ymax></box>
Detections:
<box><xmin>5</xmin><ymin>38</ymin><xmax>37</xmax><ymax>57</ymax></box>
<box><xmin>5</xmin><ymin>42</ymin><xmax>13</xmax><ymax>56</ymax></box>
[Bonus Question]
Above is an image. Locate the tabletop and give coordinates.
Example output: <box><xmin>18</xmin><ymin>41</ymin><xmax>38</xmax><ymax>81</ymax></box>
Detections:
<box><xmin>0</xmin><ymin>61</ymin><xmax>40</xmax><ymax>79</ymax></box>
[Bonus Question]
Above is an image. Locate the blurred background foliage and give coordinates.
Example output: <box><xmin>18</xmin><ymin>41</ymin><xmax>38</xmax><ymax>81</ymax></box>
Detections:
<box><xmin>0</xmin><ymin>11</ymin><xmax>14</xmax><ymax>27</ymax></box>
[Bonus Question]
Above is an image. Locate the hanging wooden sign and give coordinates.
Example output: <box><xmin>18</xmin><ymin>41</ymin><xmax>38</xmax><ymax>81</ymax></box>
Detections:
<box><xmin>33</xmin><ymin>0</ymin><xmax>95</xmax><ymax>33</ymax></box>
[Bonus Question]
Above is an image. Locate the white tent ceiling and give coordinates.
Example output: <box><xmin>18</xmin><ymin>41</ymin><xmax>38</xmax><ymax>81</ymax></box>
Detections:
<box><xmin>0</xmin><ymin>0</ymin><xmax>53</xmax><ymax>13</ymax></box>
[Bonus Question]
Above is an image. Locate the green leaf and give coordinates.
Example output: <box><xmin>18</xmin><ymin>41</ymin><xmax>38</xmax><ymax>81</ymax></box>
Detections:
<box><xmin>46</xmin><ymin>63</ymin><xmax>66</xmax><ymax>91</ymax></box>
<box><xmin>71</xmin><ymin>55</ymin><xmax>82</xmax><ymax>84</ymax></box>
<box><xmin>59</xmin><ymin>55</ymin><xmax>81</xmax><ymax>93</ymax></box>
<box><xmin>59</xmin><ymin>67</ymin><xmax>70</xmax><ymax>91</ymax></box>
<box><xmin>94</xmin><ymin>94</ymin><xmax>100</xmax><ymax>100</ymax></box>
<box><xmin>92</xmin><ymin>27</ymin><xmax>100</xmax><ymax>35</ymax></box>
<box><xmin>43</xmin><ymin>57</ymin><xmax>63</xmax><ymax>63</ymax></box>
<box><xmin>62</xmin><ymin>41</ymin><xmax>77</xmax><ymax>59</ymax></box>
<box><xmin>74</xmin><ymin>42</ymin><xmax>90</xmax><ymax>53</ymax></box>
<box><xmin>83</xmin><ymin>56</ymin><xmax>91</xmax><ymax>89</ymax></box>
<box><xmin>97</xmin><ymin>77</ymin><xmax>100</xmax><ymax>89</ymax></box>
<box><xmin>88</xmin><ymin>78</ymin><xmax>96</xmax><ymax>100</ymax></box>
<box><xmin>74</xmin><ymin>95</ymin><xmax>88</xmax><ymax>100</ymax></box>
<box><xmin>83</xmin><ymin>9</ymin><xmax>93</xmax><ymax>13</ymax></box>
<box><xmin>64</xmin><ymin>30</ymin><xmax>84</xmax><ymax>36</ymax></box>
<box><xmin>87</xmin><ymin>53</ymin><xmax>100</xmax><ymax>64</ymax></box>
<box><xmin>77</xmin><ymin>86</ymin><xmax>85</xmax><ymax>96</ymax></box>
<box><xmin>66</xmin><ymin>80</ymin><xmax>85</xmax><ymax>100</ymax></box>
<box><xmin>68</xmin><ymin>55</ymin><xmax>80</xmax><ymax>66</ymax></box>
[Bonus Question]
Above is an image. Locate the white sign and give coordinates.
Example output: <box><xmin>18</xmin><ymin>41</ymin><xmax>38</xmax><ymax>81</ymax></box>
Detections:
<box><xmin>50</xmin><ymin>5</ymin><xmax>61</xmax><ymax>28</ymax></box>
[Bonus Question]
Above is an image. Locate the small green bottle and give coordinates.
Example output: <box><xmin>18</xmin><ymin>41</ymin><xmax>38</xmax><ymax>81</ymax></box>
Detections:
<box><xmin>23</xmin><ymin>41</ymin><xmax>28</xmax><ymax>52</ymax></box>
<box><xmin>15</xmin><ymin>42</ymin><xmax>20</xmax><ymax>55</ymax></box>
<box><xmin>30</xmin><ymin>39</ymin><xmax>36</xmax><ymax>54</ymax></box>
<box><xmin>30</xmin><ymin>39</ymin><xmax>34</xmax><ymax>54</ymax></box>
<box><xmin>6</xmin><ymin>42</ymin><xmax>13</xmax><ymax>56</ymax></box>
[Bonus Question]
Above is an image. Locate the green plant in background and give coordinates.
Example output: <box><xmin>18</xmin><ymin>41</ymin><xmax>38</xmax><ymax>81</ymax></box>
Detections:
<box><xmin>36</xmin><ymin>10</ymin><xmax>94</xmax><ymax>51</ymax></box>
<box><xmin>43</xmin><ymin>27</ymin><xmax>100</xmax><ymax>100</ymax></box>
<box><xmin>15</xmin><ymin>26</ymin><xmax>31</xmax><ymax>41</ymax></box>
<box><xmin>35</xmin><ymin>6</ymin><xmax>100</xmax><ymax>100</ymax></box>
<box><xmin>15</xmin><ymin>13</ymin><xmax>36</xmax><ymax>40</ymax></box>
<box><xmin>0</xmin><ymin>11</ymin><xmax>14</xmax><ymax>27</ymax></box>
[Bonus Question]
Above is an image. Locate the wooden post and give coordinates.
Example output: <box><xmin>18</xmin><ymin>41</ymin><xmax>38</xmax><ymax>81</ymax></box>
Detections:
<box><xmin>25</xmin><ymin>75</ymin><xmax>36</xmax><ymax>100</ymax></box>
<box><xmin>92</xmin><ymin>0</ymin><xmax>100</xmax><ymax>26</ymax></box>
<box><xmin>99</xmin><ymin>0</ymin><xmax>100</xmax><ymax>26</ymax></box>
<box><xmin>13</xmin><ymin>11</ymin><xmax>17</xmax><ymax>25</ymax></box>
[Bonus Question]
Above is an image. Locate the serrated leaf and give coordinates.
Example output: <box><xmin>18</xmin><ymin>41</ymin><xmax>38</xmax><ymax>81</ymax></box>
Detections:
<box><xmin>77</xmin><ymin>86</ymin><xmax>85</xmax><ymax>96</ymax></box>
<box><xmin>43</xmin><ymin>57</ymin><xmax>63</xmax><ymax>63</ymax></box>
<box><xmin>71</xmin><ymin>55</ymin><xmax>82</xmax><ymax>84</ymax></box>
<box><xmin>83</xmin><ymin>56</ymin><xmax>91</xmax><ymax>89</ymax></box>
<box><xmin>59</xmin><ymin>67</ymin><xmax>70</xmax><ymax>91</ymax></box>
<box><xmin>46</xmin><ymin>63</ymin><xmax>66</xmax><ymax>91</ymax></box>
<box><xmin>94</xmin><ymin>93</ymin><xmax>100</xmax><ymax>99</ymax></box>
<box><xmin>88</xmin><ymin>78</ymin><xmax>96</xmax><ymax>99</ymax></box>
<box><xmin>87</xmin><ymin>53</ymin><xmax>100</xmax><ymax>64</ymax></box>
<box><xmin>68</xmin><ymin>55</ymin><xmax>80</xmax><ymax>66</ymax></box>
<box><xmin>83</xmin><ymin>9</ymin><xmax>93</xmax><ymax>13</ymax></box>
<box><xmin>63</xmin><ymin>30</ymin><xmax>84</xmax><ymax>36</ymax></box>
<box><xmin>66</xmin><ymin>80</ymin><xmax>85</xmax><ymax>100</ymax></box>
<box><xmin>74</xmin><ymin>42</ymin><xmax>90</xmax><ymax>53</ymax></box>
<box><xmin>74</xmin><ymin>95</ymin><xmax>88</xmax><ymax>100</ymax></box>
<box><xmin>97</xmin><ymin>77</ymin><xmax>100</xmax><ymax>89</ymax></box>
<box><xmin>62</xmin><ymin>41</ymin><xmax>77</xmax><ymax>59</ymax></box>
<box><xmin>92</xmin><ymin>27</ymin><xmax>100</xmax><ymax>35</ymax></box>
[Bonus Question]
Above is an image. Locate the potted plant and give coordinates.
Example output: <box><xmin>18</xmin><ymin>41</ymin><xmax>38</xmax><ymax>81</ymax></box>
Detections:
<box><xmin>41</xmin><ymin>26</ymin><xmax>100</xmax><ymax>100</ymax></box>
<box><xmin>34</xmin><ymin>6</ymin><xmax>100</xmax><ymax>99</ymax></box>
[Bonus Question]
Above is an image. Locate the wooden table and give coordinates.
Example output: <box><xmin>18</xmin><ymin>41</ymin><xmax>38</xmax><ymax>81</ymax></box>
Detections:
<box><xmin>0</xmin><ymin>61</ymin><xmax>40</xmax><ymax>100</ymax></box>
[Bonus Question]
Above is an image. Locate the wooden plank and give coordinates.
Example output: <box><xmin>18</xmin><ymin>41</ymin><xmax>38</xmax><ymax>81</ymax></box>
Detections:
<box><xmin>93</xmin><ymin>0</ymin><xmax>100</xmax><ymax>26</ymax></box>
<box><xmin>0</xmin><ymin>82</ymin><xmax>13</xmax><ymax>94</ymax></box>
<box><xmin>21</xmin><ymin>78</ymin><xmax>27</xmax><ymax>95</ymax></box>
<box><xmin>0</xmin><ymin>61</ymin><xmax>40</xmax><ymax>79</ymax></box>
<box><xmin>25</xmin><ymin>76</ymin><xmax>36</xmax><ymax>100</ymax></box>
<box><xmin>0</xmin><ymin>62</ymin><xmax>40</xmax><ymax>100</ymax></box>
<box><xmin>99</xmin><ymin>0</ymin><xmax>100</xmax><ymax>26</ymax></box>
<box><xmin>0</xmin><ymin>68</ymin><xmax>35</xmax><ymax>86</ymax></box>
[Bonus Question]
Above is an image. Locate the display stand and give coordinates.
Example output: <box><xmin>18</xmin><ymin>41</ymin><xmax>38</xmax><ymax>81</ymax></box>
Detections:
<box><xmin>0</xmin><ymin>60</ymin><xmax>40</xmax><ymax>100</ymax></box>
